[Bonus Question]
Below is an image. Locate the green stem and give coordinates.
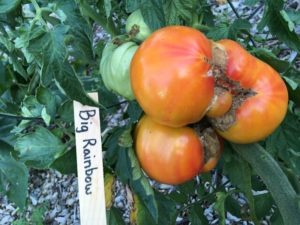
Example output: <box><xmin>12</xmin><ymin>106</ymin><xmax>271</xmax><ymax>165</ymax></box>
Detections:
<box><xmin>232</xmin><ymin>143</ymin><xmax>300</xmax><ymax>225</ymax></box>
<box><xmin>0</xmin><ymin>112</ymin><xmax>42</xmax><ymax>121</ymax></box>
<box><xmin>227</xmin><ymin>0</ymin><xmax>257</xmax><ymax>47</ymax></box>
<box><xmin>79</xmin><ymin>1</ymin><xmax>118</xmax><ymax>37</ymax></box>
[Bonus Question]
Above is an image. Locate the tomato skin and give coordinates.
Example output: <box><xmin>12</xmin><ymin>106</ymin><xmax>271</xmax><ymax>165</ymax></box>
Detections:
<box><xmin>215</xmin><ymin>40</ymin><xmax>288</xmax><ymax>143</ymax></box>
<box><xmin>100</xmin><ymin>40</ymin><xmax>138</xmax><ymax>100</ymax></box>
<box><xmin>135</xmin><ymin>115</ymin><xmax>204</xmax><ymax>185</ymax></box>
<box><xmin>206</xmin><ymin>89</ymin><xmax>232</xmax><ymax>118</ymax></box>
<box><xmin>130</xmin><ymin>26</ymin><xmax>214</xmax><ymax>127</ymax></box>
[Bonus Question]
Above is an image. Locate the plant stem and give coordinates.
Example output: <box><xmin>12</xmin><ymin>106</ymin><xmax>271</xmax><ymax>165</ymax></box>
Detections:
<box><xmin>247</xmin><ymin>4</ymin><xmax>264</xmax><ymax>20</ymax></box>
<box><xmin>227</xmin><ymin>0</ymin><xmax>241</xmax><ymax>18</ymax></box>
<box><xmin>79</xmin><ymin>1</ymin><xmax>118</xmax><ymax>37</ymax></box>
<box><xmin>0</xmin><ymin>112</ymin><xmax>42</xmax><ymax>121</ymax></box>
<box><xmin>232</xmin><ymin>143</ymin><xmax>300</xmax><ymax>225</ymax></box>
<box><xmin>227</xmin><ymin>0</ymin><xmax>257</xmax><ymax>47</ymax></box>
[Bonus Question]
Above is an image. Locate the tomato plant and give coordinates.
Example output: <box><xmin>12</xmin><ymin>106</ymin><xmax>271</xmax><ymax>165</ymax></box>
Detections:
<box><xmin>130</xmin><ymin>26</ymin><xmax>214</xmax><ymax>127</ymax></box>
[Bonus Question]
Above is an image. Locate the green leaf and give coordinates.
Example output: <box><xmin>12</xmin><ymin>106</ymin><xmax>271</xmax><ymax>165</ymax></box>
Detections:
<box><xmin>0</xmin><ymin>0</ymin><xmax>21</xmax><ymax>13</ymax></box>
<box><xmin>164</xmin><ymin>0</ymin><xmax>195</xmax><ymax>25</ymax></box>
<box><xmin>126</xmin><ymin>101</ymin><xmax>142</xmax><ymax>123</ymax></box>
<box><xmin>133</xmin><ymin>192</ymin><xmax>177</xmax><ymax>225</ymax></box>
<box><xmin>266</xmin><ymin>111</ymin><xmax>300</xmax><ymax>175</ymax></box>
<box><xmin>258</xmin><ymin>0</ymin><xmax>300</xmax><ymax>52</ymax></box>
<box><xmin>125</xmin><ymin>0</ymin><xmax>145</xmax><ymax>12</ymax></box>
<box><xmin>207</xmin><ymin>23</ymin><xmax>229</xmax><ymax>40</ymax></box>
<box><xmin>57</xmin><ymin>100</ymin><xmax>74</xmax><ymax>123</ymax></box>
<box><xmin>14</xmin><ymin>126</ymin><xmax>66</xmax><ymax>169</ymax></box>
<box><xmin>244</xmin><ymin>0</ymin><xmax>259</xmax><ymax>6</ymax></box>
<box><xmin>0</xmin><ymin>117</ymin><xmax>17</xmax><ymax>145</ymax></box>
<box><xmin>214</xmin><ymin>192</ymin><xmax>227</xmax><ymax>225</ymax></box>
<box><xmin>280</xmin><ymin>10</ymin><xmax>295</xmax><ymax>32</ymax></box>
<box><xmin>36</xmin><ymin>86</ymin><xmax>57</xmax><ymax>119</ymax></box>
<box><xmin>252</xmin><ymin>48</ymin><xmax>290</xmax><ymax>73</ymax></box>
<box><xmin>232</xmin><ymin>143</ymin><xmax>300</xmax><ymax>225</ymax></box>
<box><xmin>10</xmin><ymin>54</ymin><xmax>28</xmax><ymax>80</ymax></box>
<box><xmin>254</xmin><ymin>193</ymin><xmax>273</xmax><ymax>220</ymax></box>
<box><xmin>286</xmin><ymin>9</ymin><xmax>300</xmax><ymax>25</ymax></box>
<box><xmin>54</xmin><ymin>63</ymin><xmax>99</xmax><ymax>107</ymax></box>
<box><xmin>0</xmin><ymin>62</ymin><xmax>13</xmax><ymax>96</ymax></box>
<box><xmin>140</xmin><ymin>0</ymin><xmax>165</xmax><ymax>31</ymax></box>
<box><xmin>283</xmin><ymin>69</ymin><xmax>300</xmax><ymax>107</ymax></box>
<box><xmin>223</xmin><ymin>146</ymin><xmax>258</xmax><ymax>223</ymax></box>
<box><xmin>51</xmin><ymin>147</ymin><xmax>77</xmax><ymax>175</ymax></box>
<box><xmin>0</xmin><ymin>140</ymin><xmax>28</xmax><ymax>209</ymax></box>
<box><xmin>28</xmin><ymin>24</ymin><xmax>68</xmax><ymax>85</ymax></box>
<box><xmin>104</xmin><ymin>0</ymin><xmax>112</xmax><ymax>18</ymax></box>
<box><xmin>21</xmin><ymin>96</ymin><xmax>44</xmax><ymax>118</ymax></box>
<box><xmin>106</xmin><ymin>207</ymin><xmax>126</xmax><ymax>225</ymax></box>
<box><xmin>189</xmin><ymin>204</ymin><xmax>209</xmax><ymax>225</ymax></box>
<box><xmin>228</xmin><ymin>19</ymin><xmax>251</xmax><ymax>40</ymax></box>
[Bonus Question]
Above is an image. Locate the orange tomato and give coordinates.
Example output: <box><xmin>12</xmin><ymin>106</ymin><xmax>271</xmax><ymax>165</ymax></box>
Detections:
<box><xmin>134</xmin><ymin>115</ymin><xmax>204</xmax><ymax>185</ymax></box>
<box><xmin>130</xmin><ymin>26</ymin><xmax>214</xmax><ymax>127</ymax></box>
<box><xmin>206</xmin><ymin>88</ymin><xmax>233</xmax><ymax>118</ymax></box>
<box><xmin>214</xmin><ymin>40</ymin><xmax>288</xmax><ymax>143</ymax></box>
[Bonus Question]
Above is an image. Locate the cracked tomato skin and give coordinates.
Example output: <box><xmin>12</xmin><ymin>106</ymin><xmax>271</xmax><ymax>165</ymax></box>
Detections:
<box><xmin>135</xmin><ymin>115</ymin><xmax>204</xmax><ymax>185</ymax></box>
<box><xmin>130</xmin><ymin>26</ymin><xmax>214</xmax><ymax>127</ymax></box>
<box><xmin>216</xmin><ymin>40</ymin><xmax>288</xmax><ymax>144</ymax></box>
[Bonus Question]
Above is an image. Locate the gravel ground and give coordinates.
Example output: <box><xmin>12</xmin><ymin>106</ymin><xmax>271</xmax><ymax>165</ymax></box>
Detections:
<box><xmin>1</xmin><ymin>0</ymin><xmax>299</xmax><ymax>224</ymax></box>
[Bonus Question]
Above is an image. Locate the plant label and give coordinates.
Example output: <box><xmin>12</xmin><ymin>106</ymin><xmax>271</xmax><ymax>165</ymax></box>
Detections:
<box><xmin>73</xmin><ymin>93</ymin><xmax>107</xmax><ymax>225</ymax></box>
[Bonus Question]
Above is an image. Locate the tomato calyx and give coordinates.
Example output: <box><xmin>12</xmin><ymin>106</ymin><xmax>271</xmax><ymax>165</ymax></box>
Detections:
<box><xmin>208</xmin><ymin>43</ymin><xmax>256</xmax><ymax>131</ymax></box>
<box><xmin>192</xmin><ymin>122</ymin><xmax>222</xmax><ymax>172</ymax></box>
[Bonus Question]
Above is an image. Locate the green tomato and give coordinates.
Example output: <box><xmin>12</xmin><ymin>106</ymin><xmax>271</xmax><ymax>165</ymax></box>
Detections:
<box><xmin>100</xmin><ymin>40</ymin><xmax>138</xmax><ymax>100</ymax></box>
<box><xmin>125</xmin><ymin>10</ymin><xmax>151</xmax><ymax>41</ymax></box>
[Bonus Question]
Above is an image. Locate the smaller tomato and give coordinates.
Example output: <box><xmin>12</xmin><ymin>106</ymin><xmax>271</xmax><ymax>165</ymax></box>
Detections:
<box><xmin>100</xmin><ymin>38</ymin><xmax>138</xmax><ymax>100</ymax></box>
<box><xmin>206</xmin><ymin>88</ymin><xmax>232</xmax><ymax>118</ymax></box>
<box><xmin>135</xmin><ymin>115</ymin><xmax>204</xmax><ymax>185</ymax></box>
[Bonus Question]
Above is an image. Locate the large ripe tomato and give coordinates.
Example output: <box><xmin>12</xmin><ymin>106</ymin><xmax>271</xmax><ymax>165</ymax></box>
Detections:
<box><xmin>211</xmin><ymin>40</ymin><xmax>288</xmax><ymax>144</ymax></box>
<box><xmin>130</xmin><ymin>26</ymin><xmax>214</xmax><ymax>127</ymax></box>
<box><xmin>134</xmin><ymin>115</ymin><xmax>204</xmax><ymax>185</ymax></box>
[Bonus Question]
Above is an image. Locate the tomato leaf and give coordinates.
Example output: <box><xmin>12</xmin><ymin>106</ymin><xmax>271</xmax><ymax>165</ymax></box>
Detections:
<box><xmin>14</xmin><ymin>126</ymin><xmax>66</xmax><ymax>169</ymax></box>
<box><xmin>252</xmin><ymin>48</ymin><xmax>290</xmax><ymax>73</ymax></box>
<box><xmin>0</xmin><ymin>0</ymin><xmax>21</xmax><ymax>14</ymax></box>
<box><xmin>50</xmin><ymin>147</ymin><xmax>77</xmax><ymax>175</ymax></box>
<box><xmin>266</xmin><ymin>111</ymin><xmax>300</xmax><ymax>176</ymax></box>
<box><xmin>244</xmin><ymin>0</ymin><xmax>259</xmax><ymax>6</ymax></box>
<box><xmin>133</xmin><ymin>192</ymin><xmax>177</xmax><ymax>225</ymax></box>
<box><xmin>254</xmin><ymin>193</ymin><xmax>274</xmax><ymax>220</ymax></box>
<box><xmin>36</xmin><ymin>86</ymin><xmax>57</xmax><ymax>120</ymax></box>
<box><xmin>188</xmin><ymin>204</ymin><xmax>209</xmax><ymax>225</ymax></box>
<box><xmin>258</xmin><ymin>0</ymin><xmax>300</xmax><ymax>52</ymax></box>
<box><xmin>164</xmin><ymin>0</ymin><xmax>196</xmax><ymax>25</ymax></box>
<box><xmin>140</xmin><ymin>0</ymin><xmax>166</xmax><ymax>31</ymax></box>
<box><xmin>223</xmin><ymin>145</ymin><xmax>258</xmax><ymax>223</ymax></box>
<box><xmin>232</xmin><ymin>143</ymin><xmax>300</xmax><ymax>225</ymax></box>
<box><xmin>106</xmin><ymin>207</ymin><xmax>126</xmax><ymax>225</ymax></box>
<box><xmin>0</xmin><ymin>140</ymin><xmax>28</xmax><ymax>209</ymax></box>
<box><xmin>213</xmin><ymin>192</ymin><xmax>227</xmax><ymax>225</ymax></box>
<box><xmin>228</xmin><ymin>19</ymin><xmax>251</xmax><ymax>40</ymax></box>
